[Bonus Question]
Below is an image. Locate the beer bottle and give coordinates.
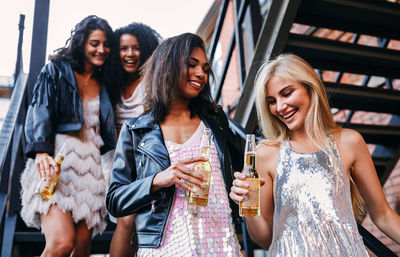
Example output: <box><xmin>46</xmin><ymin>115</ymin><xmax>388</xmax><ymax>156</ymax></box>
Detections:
<box><xmin>188</xmin><ymin>128</ymin><xmax>212</xmax><ymax>206</ymax></box>
<box><xmin>239</xmin><ymin>134</ymin><xmax>260</xmax><ymax>216</ymax></box>
<box><xmin>36</xmin><ymin>143</ymin><xmax>67</xmax><ymax>200</ymax></box>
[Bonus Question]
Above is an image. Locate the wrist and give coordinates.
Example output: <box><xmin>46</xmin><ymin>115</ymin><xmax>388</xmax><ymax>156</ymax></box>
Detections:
<box><xmin>151</xmin><ymin>172</ymin><xmax>162</xmax><ymax>194</ymax></box>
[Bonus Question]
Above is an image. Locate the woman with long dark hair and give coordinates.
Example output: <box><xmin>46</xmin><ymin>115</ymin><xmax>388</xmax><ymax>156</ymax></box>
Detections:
<box><xmin>106</xmin><ymin>33</ymin><xmax>243</xmax><ymax>256</ymax></box>
<box><xmin>20</xmin><ymin>15</ymin><xmax>115</xmax><ymax>257</ymax></box>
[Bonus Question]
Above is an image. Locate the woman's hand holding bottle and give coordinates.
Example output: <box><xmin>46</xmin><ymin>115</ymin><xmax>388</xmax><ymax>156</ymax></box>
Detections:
<box><xmin>35</xmin><ymin>153</ymin><xmax>59</xmax><ymax>182</ymax></box>
<box><xmin>230</xmin><ymin>171</ymin><xmax>265</xmax><ymax>205</ymax></box>
<box><xmin>152</xmin><ymin>157</ymin><xmax>208</xmax><ymax>193</ymax></box>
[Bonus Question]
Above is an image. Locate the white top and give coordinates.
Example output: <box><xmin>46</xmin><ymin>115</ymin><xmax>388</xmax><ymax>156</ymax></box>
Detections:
<box><xmin>115</xmin><ymin>81</ymin><xmax>145</xmax><ymax>135</ymax></box>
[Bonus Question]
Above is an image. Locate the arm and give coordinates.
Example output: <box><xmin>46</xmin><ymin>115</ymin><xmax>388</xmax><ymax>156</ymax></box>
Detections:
<box><xmin>25</xmin><ymin>64</ymin><xmax>56</xmax><ymax>158</ymax></box>
<box><xmin>230</xmin><ymin>143</ymin><xmax>276</xmax><ymax>249</ymax></box>
<box><xmin>344</xmin><ymin>129</ymin><xmax>400</xmax><ymax>245</ymax></box>
<box><xmin>106</xmin><ymin>123</ymin><xmax>156</xmax><ymax>217</ymax></box>
<box><xmin>25</xmin><ymin>63</ymin><xmax>60</xmax><ymax>181</ymax></box>
<box><xmin>106</xmin><ymin>123</ymin><xmax>207</xmax><ymax>217</ymax></box>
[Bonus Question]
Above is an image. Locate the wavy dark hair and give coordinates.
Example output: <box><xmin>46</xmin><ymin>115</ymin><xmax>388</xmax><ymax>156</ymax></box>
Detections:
<box><xmin>49</xmin><ymin>15</ymin><xmax>114</xmax><ymax>75</ymax></box>
<box><xmin>105</xmin><ymin>22</ymin><xmax>161</xmax><ymax>107</ymax></box>
<box><xmin>142</xmin><ymin>33</ymin><xmax>216</xmax><ymax>123</ymax></box>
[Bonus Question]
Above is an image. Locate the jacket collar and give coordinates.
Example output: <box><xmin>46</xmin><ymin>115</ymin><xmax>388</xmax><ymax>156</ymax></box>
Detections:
<box><xmin>127</xmin><ymin>112</ymin><xmax>170</xmax><ymax>170</ymax></box>
<box><xmin>127</xmin><ymin>109</ymin><xmax>224</xmax><ymax>131</ymax></box>
<box><xmin>126</xmin><ymin>108</ymin><xmax>227</xmax><ymax>169</ymax></box>
<box><xmin>127</xmin><ymin>111</ymin><xmax>156</xmax><ymax>130</ymax></box>
<box><xmin>52</xmin><ymin>60</ymin><xmax>77</xmax><ymax>87</ymax></box>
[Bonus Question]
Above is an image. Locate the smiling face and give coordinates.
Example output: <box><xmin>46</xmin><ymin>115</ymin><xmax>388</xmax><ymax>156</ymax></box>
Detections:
<box><xmin>178</xmin><ymin>47</ymin><xmax>210</xmax><ymax>100</ymax></box>
<box><xmin>83</xmin><ymin>29</ymin><xmax>111</xmax><ymax>70</ymax></box>
<box><xmin>119</xmin><ymin>33</ymin><xmax>141</xmax><ymax>74</ymax></box>
<box><xmin>265</xmin><ymin>75</ymin><xmax>311</xmax><ymax>135</ymax></box>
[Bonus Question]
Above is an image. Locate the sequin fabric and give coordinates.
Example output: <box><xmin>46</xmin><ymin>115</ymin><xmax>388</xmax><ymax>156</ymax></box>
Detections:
<box><xmin>138</xmin><ymin>122</ymin><xmax>242</xmax><ymax>257</ymax></box>
<box><xmin>268</xmin><ymin>135</ymin><xmax>369</xmax><ymax>256</ymax></box>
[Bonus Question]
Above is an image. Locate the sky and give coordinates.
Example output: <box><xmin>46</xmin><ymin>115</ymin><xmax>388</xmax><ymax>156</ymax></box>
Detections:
<box><xmin>0</xmin><ymin>0</ymin><xmax>214</xmax><ymax>77</ymax></box>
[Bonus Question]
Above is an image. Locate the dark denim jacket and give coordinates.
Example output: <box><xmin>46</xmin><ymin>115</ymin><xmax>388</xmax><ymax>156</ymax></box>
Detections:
<box><xmin>106</xmin><ymin>107</ymin><xmax>243</xmax><ymax>248</ymax></box>
<box><xmin>24</xmin><ymin>59</ymin><xmax>115</xmax><ymax>158</ymax></box>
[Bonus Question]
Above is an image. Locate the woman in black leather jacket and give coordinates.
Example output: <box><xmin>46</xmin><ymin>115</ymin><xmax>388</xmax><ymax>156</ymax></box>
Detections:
<box><xmin>106</xmin><ymin>33</ymin><xmax>244</xmax><ymax>256</ymax></box>
<box><xmin>20</xmin><ymin>15</ymin><xmax>115</xmax><ymax>257</ymax></box>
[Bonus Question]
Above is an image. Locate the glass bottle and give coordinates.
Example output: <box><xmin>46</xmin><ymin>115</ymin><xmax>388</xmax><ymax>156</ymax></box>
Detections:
<box><xmin>239</xmin><ymin>134</ymin><xmax>260</xmax><ymax>216</ymax></box>
<box><xmin>36</xmin><ymin>143</ymin><xmax>67</xmax><ymax>200</ymax></box>
<box><xmin>188</xmin><ymin>127</ymin><xmax>212</xmax><ymax>206</ymax></box>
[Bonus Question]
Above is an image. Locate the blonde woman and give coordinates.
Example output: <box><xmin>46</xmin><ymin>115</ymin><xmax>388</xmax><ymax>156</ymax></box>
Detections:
<box><xmin>229</xmin><ymin>53</ymin><xmax>400</xmax><ymax>256</ymax></box>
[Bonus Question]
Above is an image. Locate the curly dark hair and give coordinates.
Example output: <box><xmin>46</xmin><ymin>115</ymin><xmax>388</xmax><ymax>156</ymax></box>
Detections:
<box><xmin>142</xmin><ymin>33</ymin><xmax>216</xmax><ymax>123</ymax></box>
<box><xmin>49</xmin><ymin>15</ymin><xmax>114</xmax><ymax>75</ymax></box>
<box><xmin>104</xmin><ymin>22</ymin><xmax>161</xmax><ymax>107</ymax></box>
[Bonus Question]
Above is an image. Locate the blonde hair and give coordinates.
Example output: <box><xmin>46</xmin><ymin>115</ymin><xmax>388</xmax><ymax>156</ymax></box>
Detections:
<box><xmin>254</xmin><ymin>53</ymin><xmax>365</xmax><ymax>221</ymax></box>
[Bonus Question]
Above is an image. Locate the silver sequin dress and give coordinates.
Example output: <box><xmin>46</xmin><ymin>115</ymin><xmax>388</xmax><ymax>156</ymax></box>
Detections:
<box><xmin>268</xmin><ymin>136</ymin><xmax>369</xmax><ymax>257</ymax></box>
<box><xmin>20</xmin><ymin>95</ymin><xmax>108</xmax><ymax>236</ymax></box>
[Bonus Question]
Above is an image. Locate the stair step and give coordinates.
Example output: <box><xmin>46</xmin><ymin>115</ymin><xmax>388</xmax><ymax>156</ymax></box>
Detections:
<box><xmin>372</xmin><ymin>156</ymin><xmax>392</xmax><ymax>179</ymax></box>
<box><xmin>284</xmin><ymin>33</ymin><xmax>400</xmax><ymax>78</ymax></box>
<box><xmin>13</xmin><ymin>230</ymin><xmax>114</xmax><ymax>255</ymax></box>
<box><xmin>339</xmin><ymin>122</ymin><xmax>400</xmax><ymax>147</ymax></box>
<box><xmin>325</xmin><ymin>82</ymin><xmax>400</xmax><ymax>114</ymax></box>
<box><xmin>295</xmin><ymin>0</ymin><xmax>400</xmax><ymax>40</ymax></box>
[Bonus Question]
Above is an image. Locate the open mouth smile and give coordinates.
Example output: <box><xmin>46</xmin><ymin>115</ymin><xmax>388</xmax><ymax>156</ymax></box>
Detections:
<box><xmin>283</xmin><ymin>109</ymin><xmax>297</xmax><ymax>120</ymax></box>
<box><xmin>189</xmin><ymin>81</ymin><xmax>202</xmax><ymax>89</ymax></box>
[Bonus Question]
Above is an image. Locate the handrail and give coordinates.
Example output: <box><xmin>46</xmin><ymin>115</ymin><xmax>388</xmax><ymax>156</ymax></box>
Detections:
<box><xmin>0</xmin><ymin>73</ymin><xmax>29</xmax><ymax>256</ymax></box>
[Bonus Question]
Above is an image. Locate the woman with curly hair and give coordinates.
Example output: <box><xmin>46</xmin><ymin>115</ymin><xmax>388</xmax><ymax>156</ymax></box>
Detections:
<box><xmin>104</xmin><ymin>22</ymin><xmax>161</xmax><ymax>257</ymax></box>
<box><xmin>105</xmin><ymin>22</ymin><xmax>161</xmax><ymax>134</ymax></box>
<box><xmin>20</xmin><ymin>15</ymin><xmax>115</xmax><ymax>256</ymax></box>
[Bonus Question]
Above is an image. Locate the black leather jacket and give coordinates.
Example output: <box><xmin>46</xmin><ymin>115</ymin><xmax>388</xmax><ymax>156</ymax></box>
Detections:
<box><xmin>24</xmin><ymin>59</ymin><xmax>115</xmax><ymax>158</ymax></box>
<box><xmin>106</xmin><ymin>107</ymin><xmax>243</xmax><ymax>248</ymax></box>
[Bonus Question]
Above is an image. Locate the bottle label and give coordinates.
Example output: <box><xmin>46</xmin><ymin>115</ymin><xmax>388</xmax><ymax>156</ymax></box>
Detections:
<box><xmin>242</xmin><ymin>178</ymin><xmax>260</xmax><ymax>204</ymax></box>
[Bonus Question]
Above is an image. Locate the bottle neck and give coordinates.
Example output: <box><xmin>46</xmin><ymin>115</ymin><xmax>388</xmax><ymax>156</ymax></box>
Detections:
<box><xmin>199</xmin><ymin>146</ymin><xmax>210</xmax><ymax>158</ymax></box>
<box><xmin>247</xmin><ymin>167</ymin><xmax>258</xmax><ymax>178</ymax></box>
<box><xmin>55</xmin><ymin>156</ymin><xmax>64</xmax><ymax>165</ymax></box>
<box><xmin>244</xmin><ymin>152</ymin><xmax>257</xmax><ymax>177</ymax></box>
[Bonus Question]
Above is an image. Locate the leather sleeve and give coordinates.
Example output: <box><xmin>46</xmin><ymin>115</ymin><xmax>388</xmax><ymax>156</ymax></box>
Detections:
<box><xmin>106</xmin><ymin>122</ymin><xmax>157</xmax><ymax>217</ymax></box>
<box><xmin>24</xmin><ymin>64</ymin><xmax>56</xmax><ymax>158</ymax></box>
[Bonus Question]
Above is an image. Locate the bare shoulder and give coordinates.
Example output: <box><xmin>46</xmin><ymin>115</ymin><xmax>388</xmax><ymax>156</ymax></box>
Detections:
<box><xmin>256</xmin><ymin>140</ymin><xmax>280</xmax><ymax>178</ymax></box>
<box><xmin>333</xmin><ymin>128</ymin><xmax>367</xmax><ymax>168</ymax></box>
<box><xmin>334</xmin><ymin>128</ymin><xmax>365</xmax><ymax>149</ymax></box>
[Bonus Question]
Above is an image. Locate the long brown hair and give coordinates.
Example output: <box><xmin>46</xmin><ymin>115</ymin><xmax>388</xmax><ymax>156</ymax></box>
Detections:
<box><xmin>142</xmin><ymin>33</ymin><xmax>215</xmax><ymax>123</ymax></box>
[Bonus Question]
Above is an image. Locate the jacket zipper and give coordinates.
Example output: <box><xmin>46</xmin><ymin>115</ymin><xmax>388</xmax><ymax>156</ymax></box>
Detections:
<box><xmin>137</xmin><ymin>146</ymin><xmax>175</xmax><ymax>244</ymax></box>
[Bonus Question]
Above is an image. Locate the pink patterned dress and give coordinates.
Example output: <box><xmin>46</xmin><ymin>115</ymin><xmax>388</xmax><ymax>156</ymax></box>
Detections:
<box><xmin>137</xmin><ymin>121</ymin><xmax>242</xmax><ymax>257</ymax></box>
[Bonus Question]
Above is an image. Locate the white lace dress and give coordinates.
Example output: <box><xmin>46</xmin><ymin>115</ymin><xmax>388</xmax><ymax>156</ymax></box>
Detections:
<box><xmin>20</xmin><ymin>95</ymin><xmax>108</xmax><ymax>236</ymax></box>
